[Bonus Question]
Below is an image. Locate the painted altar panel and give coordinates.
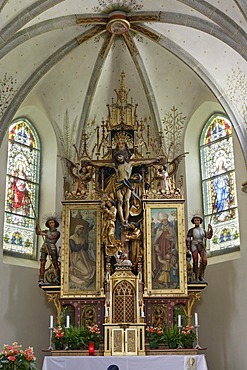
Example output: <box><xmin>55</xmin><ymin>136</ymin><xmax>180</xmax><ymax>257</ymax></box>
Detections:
<box><xmin>144</xmin><ymin>201</ymin><xmax>187</xmax><ymax>297</ymax></box>
<box><xmin>60</xmin><ymin>202</ymin><xmax>102</xmax><ymax>298</ymax></box>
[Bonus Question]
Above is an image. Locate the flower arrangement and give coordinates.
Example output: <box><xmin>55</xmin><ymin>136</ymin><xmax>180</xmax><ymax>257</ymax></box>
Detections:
<box><xmin>87</xmin><ymin>325</ymin><xmax>102</xmax><ymax>349</ymax></box>
<box><xmin>53</xmin><ymin>327</ymin><xmax>65</xmax><ymax>340</ymax></box>
<box><xmin>180</xmin><ymin>325</ymin><xmax>196</xmax><ymax>348</ymax></box>
<box><xmin>51</xmin><ymin>324</ymin><xmax>102</xmax><ymax>351</ymax></box>
<box><xmin>52</xmin><ymin>326</ymin><xmax>66</xmax><ymax>350</ymax></box>
<box><xmin>146</xmin><ymin>326</ymin><xmax>163</xmax><ymax>348</ymax></box>
<box><xmin>0</xmin><ymin>342</ymin><xmax>38</xmax><ymax>370</ymax></box>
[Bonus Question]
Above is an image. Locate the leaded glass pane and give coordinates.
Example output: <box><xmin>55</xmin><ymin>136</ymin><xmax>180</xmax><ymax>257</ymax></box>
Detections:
<box><xmin>200</xmin><ymin>115</ymin><xmax>232</xmax><ymax>145</ymax></box>
<box><xmin>202</xmin><ymin>171</ymin><xmax>237</xmax><ymax>215</ymax></box>
<box><xmin>200</xmin><ymin>137</ymin><xmax>234</xmax><ymax>180</ymax></box>
<box><xmin>200</xmin><ymin>115</ymin><xmax>240</xmax><ymax>254</ymax></box>
<box><xmin>3</xmin><ymin>118</ymin><xmax>40</xmax><ymax>258</ymax></box>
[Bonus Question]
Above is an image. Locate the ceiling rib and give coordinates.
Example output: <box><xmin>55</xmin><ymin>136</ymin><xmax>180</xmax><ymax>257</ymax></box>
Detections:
<box><xmin>77</xmin><ymin>31</ymin><xmax>114</xmax><ymax>153</ymax></box>
<box><xmin>0</xmin><ymin>26</ymin><xmax>105</xmax><ymax>145</ymax></box>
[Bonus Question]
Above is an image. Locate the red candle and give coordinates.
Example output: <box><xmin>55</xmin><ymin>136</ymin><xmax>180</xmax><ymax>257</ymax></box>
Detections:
<box><xmin>88</xmin><ymin>341</ymin><xmax>95</xmax><ymax>356</ymax></box>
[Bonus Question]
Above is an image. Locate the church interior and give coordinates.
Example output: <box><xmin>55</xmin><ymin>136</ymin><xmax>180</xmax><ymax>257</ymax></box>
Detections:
<box><xmin>0</xmin><ymin>1</ymin><xmax>246</xmax><ymax>370</ymax></box>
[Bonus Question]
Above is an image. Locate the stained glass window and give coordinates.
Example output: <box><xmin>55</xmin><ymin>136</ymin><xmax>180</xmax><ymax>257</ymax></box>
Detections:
<box><xmin>3</xmin><ymin>118</ymin><xmax>40</xmax><ymax>259</ymax></box>
<box><xmin>200</xmin><ymin>114</ymin><xmax>240</xmax><ymax>254</ymax></box>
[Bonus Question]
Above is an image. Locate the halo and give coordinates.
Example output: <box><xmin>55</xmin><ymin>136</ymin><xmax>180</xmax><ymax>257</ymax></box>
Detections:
<box><xmin>215</xmin><ymin>155</ymin><xmax>226</xmax><ymax>169</ymax></box>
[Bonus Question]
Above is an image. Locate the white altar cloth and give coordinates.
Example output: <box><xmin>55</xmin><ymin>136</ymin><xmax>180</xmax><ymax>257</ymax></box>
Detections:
<box><xmin>42</xmin><ymin>354</ymin><xmax>208</xmax><ymax>370</ymax></box>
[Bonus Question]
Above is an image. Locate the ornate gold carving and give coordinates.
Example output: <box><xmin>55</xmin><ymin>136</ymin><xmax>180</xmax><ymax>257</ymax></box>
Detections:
<box><xmin>113</xmin><ymin>280</ymin><xmax>136</xmax><ymax>323</ymax></box>
<box><xmin>46</xmin><ymin>293</ymin><xmax>62</xmax><ymax>325</ymax></box>
<box><xmin>62</xmin><ymin>73</ymin><xmax>186</xmax><ymax>202</ymax></box>
<box><xmin>182</xmin><ymin>291</ymin><xmax>201</xmax><ymax>326</ymax></box>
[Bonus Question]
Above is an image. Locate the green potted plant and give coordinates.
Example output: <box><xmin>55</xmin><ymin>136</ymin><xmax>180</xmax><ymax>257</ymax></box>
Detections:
<box><xmin>146</xmin><ymin>326</ymin><xmax>163</xmax><ymax>349</ymax></box>
<box><xmin>0</xmin><ymin>342</ymin><xmax>38</xmax><ymax>370</ymax></box>
<box><xmin>162</xmin><ymin>324</ymin><xmax>181</xmax><ymax>349</ymax></box>
<box><xmin>180</xmin><ymin>325</ymin><xmax>196</xmax><ymax>348</ymax></box>
<box><xmin>64</xmin><ymin>326</ymin><xmax>89</xmax><ymax>350</ymax></box>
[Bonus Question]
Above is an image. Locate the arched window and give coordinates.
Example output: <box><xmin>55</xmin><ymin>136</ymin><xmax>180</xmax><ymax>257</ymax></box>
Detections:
<box><xmin>3</xmin><ymin>118</ymin><xmax>40</xmax><ymax>259</ymax></box>
<box><xmin>200</xmin><ymin>114</ymin><xmax>240</xmax><ymax>255</ymax></box>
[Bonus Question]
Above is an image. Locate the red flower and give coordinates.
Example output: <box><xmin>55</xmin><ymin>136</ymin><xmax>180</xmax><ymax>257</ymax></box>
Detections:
<box><xmin>88</xmin><ymin>325</ymin><xmax>101</xmax><ymax>335</ymax></box>
<box><xmin>53</xmin><ymin>326</ymin><xmax>65</xmax><ymax>339</ymax></box>
<box><xmin>0</xmin><ymin>342</ymin><xmax>37</xmax><ymax>370</ymax></box>
<box><xmin>182</xmin><ymin>325</ymin><xmax>194</xmax><ymax>335</ymax></box>
<box><xmin>23</xmin><ymin>347</ymin><xmax>36</xmax><ymax>361</ymax></box>
<box><xmin>146</xmin><ymin>326</ymin><xmax>163</xmax><ymax>341</ymax></box>
<box><xmin>7</xmin><ymin>356</ymin><xmax>16</xmax><ymax>362</ymax></box>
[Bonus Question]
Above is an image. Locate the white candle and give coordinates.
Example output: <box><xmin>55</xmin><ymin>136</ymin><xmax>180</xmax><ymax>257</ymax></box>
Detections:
<box><xmin>195</xmin><ymin>313</ymin><xmax>198</xmax><ymax>326</ymax></box>
<box><xmin>50</xmin><ymin>315</ymin><xmax>53</xmax><ymax>328</ymax></box>
<box><xmin>178</xmin><ymin>315</ymin><xmax>181</xmax><ymax>327</ymax></box>
<box><xmin>66</xmin><ymin>315</ymin><xmax>70</xmax><ymax>328</ymax></box>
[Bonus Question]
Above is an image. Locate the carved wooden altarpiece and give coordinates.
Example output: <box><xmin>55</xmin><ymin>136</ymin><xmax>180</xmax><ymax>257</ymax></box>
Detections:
<box><xmin>40</xmin><ymin>72</ymin><xmax>207</xmax><ymax>355</ymax></box>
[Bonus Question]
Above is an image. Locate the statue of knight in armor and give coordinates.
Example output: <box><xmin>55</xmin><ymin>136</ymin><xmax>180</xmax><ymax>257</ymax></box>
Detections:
<box><xmin>186</xmin><ymin>215</ymin><xmax>213</xmax><ymax>282</ymax></box>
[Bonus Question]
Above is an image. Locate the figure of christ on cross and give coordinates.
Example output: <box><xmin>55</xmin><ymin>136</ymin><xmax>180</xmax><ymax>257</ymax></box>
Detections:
<box><xmin>89</xmin><ymin>140</ymin><xmax>161</xmax><ymax>227</ymax></box>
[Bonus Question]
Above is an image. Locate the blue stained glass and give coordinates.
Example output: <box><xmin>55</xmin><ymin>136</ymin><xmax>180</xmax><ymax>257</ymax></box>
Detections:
<box><xmin>200</xmin><ymin>114</ymin><xmax>240</xmax><ymax>254</ymax></box>
<box><xmin>3</xmin><ymin>118</ymin><xmax>40</xmax><ymax>258</ymax></box>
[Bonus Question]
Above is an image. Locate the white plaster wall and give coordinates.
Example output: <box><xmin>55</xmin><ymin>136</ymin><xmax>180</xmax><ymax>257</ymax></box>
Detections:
<box><xmin>0</xmin><ymin>95</ymin><xmax>59</xmax><ymax>368</ymax></box>
<box><xmin>185</xmin><ymin>101</ymin><xmax>247</xmax><ymax>370</ymax></box>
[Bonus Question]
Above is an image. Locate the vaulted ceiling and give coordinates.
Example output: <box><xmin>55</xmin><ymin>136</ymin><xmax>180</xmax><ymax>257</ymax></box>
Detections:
<box><xmin>0</xmin><ymin>0</ymin><xmax>246</xmax><ymax>161</ymax></box>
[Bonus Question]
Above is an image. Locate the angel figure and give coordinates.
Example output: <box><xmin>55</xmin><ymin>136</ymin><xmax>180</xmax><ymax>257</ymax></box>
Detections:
<box><xmin>154</xmin><ymin>152</ymin><xmax>189</xmax><ymax>194</ymax></box>
<box><xmin>63</xmin><ymin>158</ymin><xmax>93</xmax><ymax>195</ymax></box>
<box><xmin>153</xmin><ymin>164</ymin><xmax>170</xmax><ymax>193</ymax></box>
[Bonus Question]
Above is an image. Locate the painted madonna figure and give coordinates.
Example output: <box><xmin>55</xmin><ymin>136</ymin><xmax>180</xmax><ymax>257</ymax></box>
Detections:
<box><xmin>69</xmin><ymin>221</ymin><xmax>96</xmax><ymax>289</ymax></box>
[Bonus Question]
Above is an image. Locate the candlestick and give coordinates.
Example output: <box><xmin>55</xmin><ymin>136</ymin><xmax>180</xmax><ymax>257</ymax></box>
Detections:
<box><xmin>177</xmin><ymin>315</ymin><xmax>183</xmax><ymax>349</ymax></box>
<box><xmin>48</xmin><ymin>315</ymin><xmax>54</xmax><ymax>350</ymax></box>
<box><xmin>47</xmin><ymin>327</ymin><xmax>53</xmax><ymax>350</ymax></box>
<box><xmin>66</xmin><ymin>315</ymin><xmax>70</xmax><ymax>328</ymax></box>
<box><xmin>49</xmin><ymin>315</ymin><xmax>53</xmax><ymax>329</ymax></box>
<box><xmin>194</xmin><ymin>324</ymin><xmax>202</xmax><ymax>349</ymax></box>
<box><xmin>195</xmin><ymin>313</ymin><xmax>198</xmax><ymax>326</ymax></box>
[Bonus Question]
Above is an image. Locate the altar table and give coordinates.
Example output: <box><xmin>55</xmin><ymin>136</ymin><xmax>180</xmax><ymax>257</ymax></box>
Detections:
<box><xmin>42</xmin><ymin>354</ymin><xmax>208</xmax><ymax>370</ymax></box>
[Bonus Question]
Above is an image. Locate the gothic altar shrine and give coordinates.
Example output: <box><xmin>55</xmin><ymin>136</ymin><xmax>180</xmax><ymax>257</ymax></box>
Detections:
<box><xmin>40</xmin><ymin>72</ymin><xmax>207</xmax><ymax>356</ymax></box>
